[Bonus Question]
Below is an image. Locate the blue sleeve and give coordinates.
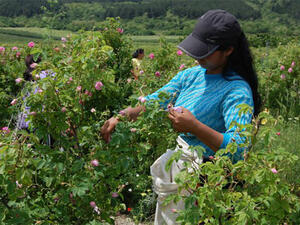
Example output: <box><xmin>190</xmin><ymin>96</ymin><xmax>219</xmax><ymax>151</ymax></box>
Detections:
<box><xmin>144</xmin><ymin>70</ymin><xmax>184</xmax><ymax>109</ymax></box>
<box><xmin>220</xmin><ymin>83</ymin><xmax>254</xmax><ymax>162</ymax></box>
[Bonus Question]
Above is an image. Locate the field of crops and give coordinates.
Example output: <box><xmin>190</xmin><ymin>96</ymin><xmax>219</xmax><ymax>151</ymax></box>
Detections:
<box><xmin>0</xmin><ymin>22</ymin><xmax>299</xmax><ymax>224</ymax></box>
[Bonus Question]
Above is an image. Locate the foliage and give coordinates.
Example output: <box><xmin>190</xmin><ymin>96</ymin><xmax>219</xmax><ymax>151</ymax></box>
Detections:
<box><xmin>0</xmin><ymin>18</ymin><xmax>299</xmax><ymax>224</ymax></box>
<box><xmin>165</xmin><ymin>106</ymin><xmax>300</xmax><ymax>224</ymax></box>
<box><xmin>254</xmin><ymin>41</ymin><xmax>300</xmax><ymax>118</ymax></box>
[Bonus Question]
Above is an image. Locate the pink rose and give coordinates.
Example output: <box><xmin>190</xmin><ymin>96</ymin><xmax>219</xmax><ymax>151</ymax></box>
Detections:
<box><xmin>91</xmin><ymin>159</ymin><xmax>99</xmax><ymax>167</ymax></box>
<box><xmin>1</xmin><ymin>127</ymin><xmax>10</xmax><ymax>134</ymax></box>
<box><xmin>111</xmin><ymin>192</ymin><xmax>119</xmax><ymax>198</ymax></box>
<box><xmin>95</xmin><ymin>81</ymin><xmax>103</xmax><ymax>91</ymax></box>
<box><xmin>177</xmin><ymin>50</ymin><xmax>183</xmax><ymax>56</ymax></box>
<box><xmin>172</xmin><ymin>106</ymin><xmax>182</xmax><ymax>113</ymax></box>
<box><xmin>280</xmin><ymin>74</ymin><xmax>286</xmax><ymax>79</ymax></box>
<box><xmin>0</xmin><ymin>46</ymin><xmax>5</xmax><ymax>53</ymax></box>
<box><xmin>29</xmin><ymin>111</ymin><xmax>37</xmax><ymax>116</ymax></box>
<box><xmin>90</xmin><ymin>201</ymin><xmax>96</xmax><ymax>208</ymax></box>
<box><xmin>119</xmin><ymin>110</ymin><xmax>126</xmax><ymax>116</ymax></box>
<box><xmin>15</xmin><ymin>78</ymin><xmax>23</xmax><ymax>84</ymax></box>
<box><xmin>288</xmin><ymin>68</ymin><xmax>293</xmax><ymax>73</ymax></box>
<box><xmin>130</xmin><ymin>128</ymin><xmax>137</xmax><ymax>133</ymax></box>
<box><xmin>291</xmin><ymin>61</ymin><xmax>295</xmax><ymax>67</ymax></box>
<box><xmin>11</xmin><ymin>99</ymin><xmax>17</xmax><ymax>105</ymax></box>
<box><xmin>61</xmin><ymin>107</ymin><xmax>67</xmax><ymax>112</ymax></box>
<box><xmin>76</xmin><ymin>86</ymin><xmax>82</xmax><ymax>92</ymax></box>
<box><xmin>149</xmin><ymin>53</ymin><xmax>155</xmax><ymax>59</ymax></box>
<box><xmin>138</xmin><ymin>96</ymin><xmax>146</xmax><ymax>103</ymax></box>
<box><xmin>271</xmin><ymin>168</ymin><xmax>278</xmax><ymax>174</ymax></box>
<box><xmin>116</xmin><ymin>28</ymin><xmax>124</xmax><ymax>34</ymax></box>
<box><xmin>179</xmin><ymin>64</ymin><xmax>185</xmax><ymax>70</ymax></box>
<box><xmin>28</xmin><ymin>42</ymin><xmax>35</xmax><ymax>48</ymax></box>
<box><xmin>155</xmin><ymin>71</ymin><xmax>161</xmax><ymax>77</ymax></box>
<box><xmin>280</xmin><ymin>65</ymin><xmax>285</xmax><ymax>71</ymax></box>
<box><xmin>30</xmin><ymin>63</ymin><xmax>38</xmax><ymax>69</ymax></box>
<box><xmin>12</xmin><ymin>46</ymin><xmax>18</xmax><ymax>51</ymax></box>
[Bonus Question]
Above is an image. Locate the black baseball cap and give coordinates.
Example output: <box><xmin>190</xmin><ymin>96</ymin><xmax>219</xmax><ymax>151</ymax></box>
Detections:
<box><xmin>178</xmin><ymin>9</ymin><xmax>242</xmax><ymax>59</ymax></box>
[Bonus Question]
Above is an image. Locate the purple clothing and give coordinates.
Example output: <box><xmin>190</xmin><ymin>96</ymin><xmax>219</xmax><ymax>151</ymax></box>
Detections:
<box><xmin>17</xmin><ymin>70</ymin><xmax>55</xmax><ymax>129</ymax></box>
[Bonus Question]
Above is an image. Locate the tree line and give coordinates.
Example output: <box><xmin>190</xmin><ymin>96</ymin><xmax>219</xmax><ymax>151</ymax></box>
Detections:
<box><xmin>0</xmin><ymin>0</ymin><xmax>299</xmax><ymax>20</ymax></box>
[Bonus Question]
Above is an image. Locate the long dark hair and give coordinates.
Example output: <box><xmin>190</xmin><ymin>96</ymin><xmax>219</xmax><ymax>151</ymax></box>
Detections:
<box><xmin>23</xmin><ymin>54</ymin><xmax>41</xmax><ymax>81</ymax></box>
<box><xmin>221</xmin><ymin>32</ymin><xmax>261</xmax><ymax>117</ymax></box>
<box><xmin>132</xmin><ymin>48</ymin><xmax>144</xmax><ymax>58</ymax></box>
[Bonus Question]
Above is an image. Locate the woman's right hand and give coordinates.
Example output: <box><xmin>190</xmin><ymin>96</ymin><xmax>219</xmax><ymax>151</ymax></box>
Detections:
<box><xmin>100</xmin><ymin>117</ymin><xmax>119</xmax><ymax>143</ymax></box>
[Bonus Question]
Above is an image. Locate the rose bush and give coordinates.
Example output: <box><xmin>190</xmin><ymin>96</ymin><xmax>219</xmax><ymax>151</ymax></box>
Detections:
<box><xmin>0</xmin><ymin>19</ymin><xmax>299</xmax><ymax>224</ymax></box>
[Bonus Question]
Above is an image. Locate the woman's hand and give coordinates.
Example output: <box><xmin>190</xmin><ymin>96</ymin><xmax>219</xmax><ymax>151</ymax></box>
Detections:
<box><xmin>100</xmin><ymin>117</ymin><xmax>119</xmax><ymax>143</ymax></box>
<box><xmin>168</xmin><ymin>107</ymin><xmax>198</xmax><ymax>134</ymax></box>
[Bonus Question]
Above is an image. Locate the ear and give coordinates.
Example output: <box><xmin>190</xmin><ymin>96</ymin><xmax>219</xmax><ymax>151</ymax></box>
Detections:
<box><xmin>224</xmin><ymin>46</ymin><xmax>234</xmax><ymax>57</ymax></box>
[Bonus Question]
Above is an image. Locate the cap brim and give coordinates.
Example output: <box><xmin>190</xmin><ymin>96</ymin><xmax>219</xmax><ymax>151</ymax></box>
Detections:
<box><xmin>177</xmin><ymin>34</ymin><xmax>219</xmax><ymax>60</ymax></box>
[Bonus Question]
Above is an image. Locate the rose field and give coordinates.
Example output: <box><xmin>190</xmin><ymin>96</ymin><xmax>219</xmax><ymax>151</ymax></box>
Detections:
<box><xmin>0</xmin><ymin>18</ymin><xmax>300</xmax><ymax>224</ymax></box>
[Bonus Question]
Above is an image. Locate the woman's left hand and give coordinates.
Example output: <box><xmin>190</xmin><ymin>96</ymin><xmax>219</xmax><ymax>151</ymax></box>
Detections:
<box><xmin>168</xmin><ymin>107</ymin><xmax>198</xmax><ymax>133</ymax></box>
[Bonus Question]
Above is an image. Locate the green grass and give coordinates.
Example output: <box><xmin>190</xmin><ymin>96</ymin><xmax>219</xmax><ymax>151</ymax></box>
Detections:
<box><xmin>0</xmin><ymin>27</ymin><xmax>73</xmax><ymax>47</ymax></box>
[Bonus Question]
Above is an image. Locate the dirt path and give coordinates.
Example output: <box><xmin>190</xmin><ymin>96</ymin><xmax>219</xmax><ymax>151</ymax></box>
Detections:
<box><xmin>115</xmin><ymin>215</ymin><xmax>153</xmax><ymax>225</ymax></box>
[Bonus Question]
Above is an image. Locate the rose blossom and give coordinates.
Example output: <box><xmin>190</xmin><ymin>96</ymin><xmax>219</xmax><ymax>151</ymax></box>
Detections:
<box><xmin>76</xmin><ymin>86</ymin><xmax>82</xmax><ymax>92</ymax></box>
<box><xmin>179</xmin><ymin>64</ymin><xmax>185</xmax><ymax>70</ymax></box>
<box><xmin>91</xmin><ymin>159</ymin><xmax>99</xmax><ymax>167</ymax></box>
<box><xmin>271</xmin><ymin>168</ymin><xmax>278</xmax><ymax>174</ymax></box>
<box><xmin>116</xmin><ymin>28</ymin><xmax>124</xmax><ymax>34</ymax></box>
<box><xmin>11</xmin><ymin>99</ymin><xmax>17</xmax><ymax>105</ymax></box>
<box><xmin>172</xmin><ymin>106</ymin><xmax>183</xmax><ymax>113</ymax></box>
<box><xmin>0</xmin><ymin>46</ymin><xmax>5</xmax><ymax>53</ymax></box>
<box><xmin>30</xmin><ymin>63</ymin><xmax>38</xmax><ymax>69</ymax></box>
<box><xmin>90</xmin><ymin>201</ymin><xmax>96</xmax><ymax>208</ymax></box>
<box><xmin>130</xmin><ymin>128</ymin><xmax>137</xmax><ymax>133</ymax></box>
<box><xmin>138</xmin><ymin>96</ymin><xmax>146</xmax><ymax>103</ymax></box>
<box><xmin>291</xmin><ymin>61</ymin><xmax>295</xmax><ymax>67</ymax></box>
<box><xmin>149</xmin><ymin>53</ymin><xmax>154</xmax><ymax>59</ymax></box>
<box><xmin>1</xmin><ymin>127</ymin><xmax>10</xmax><ymax>134</ymax></box>
<box><xmin>15</xmin><ymin>78</ymin><xmax>23</xmax><ymax>84</ymax></box>
<box><xmin>28</xmin><ymin>42</ymin><xmax>35</xmax><ymax>48</ymax></box>
<box><xmin>177</xmin><ymin>50</ymin><xmax>183</xmax><ymax>56</ymax></box>
<box><xmin>119</xmin><ymin>110</ymin><xmax>126</xmax><ymax>116</ymax></box>
<box><xmin>95</xmin><ymin>81</ymin><xmax>103</xmax><ymax>91</ymax></box>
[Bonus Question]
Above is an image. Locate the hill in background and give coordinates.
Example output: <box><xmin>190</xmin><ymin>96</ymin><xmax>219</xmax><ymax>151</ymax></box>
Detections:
<box><xmin>0</xmin><ymin>0</ymin><xmax>299</xmax><ymax>36</ymax></box>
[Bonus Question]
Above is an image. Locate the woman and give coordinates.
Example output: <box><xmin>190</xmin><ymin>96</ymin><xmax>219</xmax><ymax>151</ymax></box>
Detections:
<box><xmin>101</xmin><ymin>9</ymin><xmax>260</xmax><ymax>224</ymax></box>
<box><xmin>131</xmin><ymin>48</ymin><xmax>144</xmax><ymax>80</ymax></box>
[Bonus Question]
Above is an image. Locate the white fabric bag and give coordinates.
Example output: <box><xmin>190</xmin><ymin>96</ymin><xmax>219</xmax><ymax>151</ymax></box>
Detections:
<box><xmin>151</xmin><ymin>136</ymin><xmax>203</xmax><ymax>225</ymax></box>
